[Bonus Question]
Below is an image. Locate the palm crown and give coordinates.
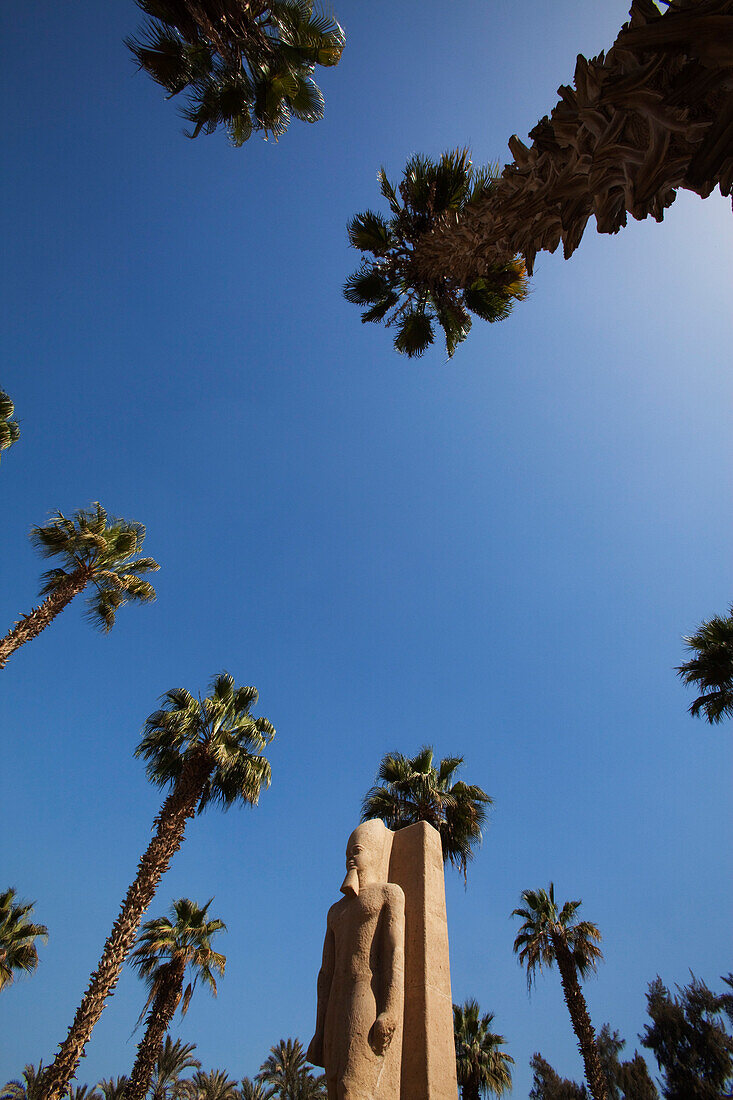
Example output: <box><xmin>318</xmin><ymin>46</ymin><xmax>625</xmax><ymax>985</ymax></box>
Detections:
<box><xmin>149</xmin><ymin>1038</ymin><xmax>201</xmax><ymax>1100</ymax></box>
<box><xmin>0</xmin><ymin>888</ymin><xmax>48</xmax><ymax>992</ymax></box>
<box><xmin>0</xmin><ymin>389</ymin><xmax>20</xmax><ymax>461</ymax></box>
<box><xmin>136</xmin><ymin>672</ymin><xmax>274</xmax><ymax>810</ymax></box>
<box><xmin>187</xmin><ymin>1070</ymin><xmax>240</xmax><ymax>1100</ymax></box>
<box><xmin>361</xmin><ymin>746</ymin><xmax>492</xmax><ymax>880</ymax></box>
<box><xmin>256</xmin><ymin>1037</ymin><xmax>325</xmax><ymax>1098</ymax></box>
<box><xmin>453</xmin><ymin>1000</ymin><xmax>514</xmax><ymax>1098</ymax></box>
<box><xmin>677</xmin><ymin>606</ymin><xmax>733</xmax><ymax>723</ymax></box>
<box><xmin>344</xmin><ymin>148</ymin><xmax>529</xmax><ymax>358</ymax></box>
<box><xmin>131</xmin><ymin>897</ymin><xmax>226</xmax><ymax>1020</ymax></box>
<box><xmin>512</xmin><ymin>883</ymin><xmax>603</xmax><ymax>989</ymax></box>
<box><xmin>32</xmin><ymin>503</ymin><xmax>159</xmax><ymax>631</ymax></box>
<box><xmin>127</xmin><ymin>0</ymin><xmax>345</xmax><ymax>146</ymax></box>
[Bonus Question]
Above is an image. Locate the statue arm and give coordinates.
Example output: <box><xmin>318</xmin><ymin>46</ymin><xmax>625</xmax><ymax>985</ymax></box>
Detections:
<box><xmin>370</xmin><ymin>885</ymin><xmax>405</xmax><ymax>1055</ymax></box>
<box><xmin>307</xmin><ymin>920</ymin><xmax>335</xmax><ymax>1067</ymax></box>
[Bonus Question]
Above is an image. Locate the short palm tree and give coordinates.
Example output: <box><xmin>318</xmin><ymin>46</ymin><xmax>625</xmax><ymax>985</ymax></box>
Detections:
<box><xmin>127</xmin><ymin>1</ymin><xmax>344</xmax><ymax>147</ymax></box>
<box><xmin>240</xmin><ymin>1079</ymin><xmax>274</xmax><ymax>1100</ymax></box>
<box><xmin>677</xmin><ymin>606</ymin><xmax>733</xmax><ymax>723</ymax></box>
<box><xmin>124</xmin><ymin>899</ymin><xmax>226</xmax><ymax>1100</ymax></box>
<box><xmin>512</xmin><ymin>884</ymin><xmax>606</xmax><ymax>1100</ymax></box>
<box><xmin>0</xmin><ymin>389</ymin><xmax>20</xmax><ymax>462</ymax></box>
<box><xmin>186</xmin><ymin>1069</ymin><xmax>239</xmax><ymax>1100</ymax></box>
<box><xmin>0</xmin><ymin>503</ymin><xmax>159</xmax><ymax>670</ymax></box>
<box><xmin>256</xmin><ymin>1039</ymin><xmax>325</xmax><ymax>1099</ymax></box>
<box><xmin>67</xmin><ymin>1088</ymin><xmax>102</xmax><ymax>1100</ymax></box>
<box><xmin>0</xmin><ymin>1064</ymin><xmax>44</xmax><ymax>1100</ymax></box>
<box><xmin>41</xmin><ymin>673</ymin><xmax>274</xmax><ymax>1100</ymax></box>
<box><xmin>453</xmin><ymin>1000</ymin><xmax>514</xmax><ymax>1098</ymax></box>
<box><xmin>97</xmin><ymin>1079</ymin><xmax>130</xmax><ymax>1100</ymax></box>
<box><xmin>0</xmin><ymin>888</ymin><xmax>48</xmax><ymax>991</ymax></box>
<box><xmin>344</xmin><ymin>148</ymin><xmax>529</xmax><ymax>358</ymax></box>
<box><xmin>149</xmin><ymin>1038</ymin><xmax>200</xmax><ymax>1100</ymax></box>
<box><xmin>361</xmin><ymin>746</ymin><xmax>492</xmax><ymax>880</ymax></box>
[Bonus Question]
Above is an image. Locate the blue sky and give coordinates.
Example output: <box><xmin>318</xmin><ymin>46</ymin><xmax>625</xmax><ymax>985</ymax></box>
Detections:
<box><xmin>1</xmin><ymin>1</ymin><xmax>731</xmax><ymax>1095</ymax></box>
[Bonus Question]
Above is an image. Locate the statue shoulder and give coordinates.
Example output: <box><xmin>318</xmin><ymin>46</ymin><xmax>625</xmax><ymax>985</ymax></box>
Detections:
<box><xmin>381</xmin><ymin>882</ymin><xmax>405</xmax><ymax>910</ymax></box>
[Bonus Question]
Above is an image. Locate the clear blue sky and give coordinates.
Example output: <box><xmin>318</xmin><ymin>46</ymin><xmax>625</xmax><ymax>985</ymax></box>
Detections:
<box><xmin>1</xmin><ymin>2</ymin><xmax>731</xmax><ymax>1096</ymax></box>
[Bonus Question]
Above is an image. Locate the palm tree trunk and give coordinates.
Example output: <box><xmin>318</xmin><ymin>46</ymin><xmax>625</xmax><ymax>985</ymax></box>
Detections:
<box><xmin>41</xmin><ymin>751</ymin><xmax>212</xmax><ymax>1100</ymax></box>
<box><xmin>550</xmin><ymin>931</ymin><xmax>607</xmax><ymax>1100</ymax></box>
<box><xmin>461</xmin><ymin>1078</ymin><xmax>480</xmax><ymax>1100</ymax></box>
<box><xmin>123</xmin><ymin>960</ymin><xmax>185</xmax><ymax>1100</ymax></box>
<box><xmin>0</xmin><ymin>569</ymin><xmax>88</xmax><ymax>669</ymax></box>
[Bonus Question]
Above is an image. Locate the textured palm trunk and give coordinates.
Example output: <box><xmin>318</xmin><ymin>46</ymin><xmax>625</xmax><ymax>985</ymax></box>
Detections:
<box><xmin>123</xmin><ymin>958</ymin><xmax>186</xmax><ymax>1100</ymax></box>
<box><xmin>460</xmin><ymin>1077</ymin><xmax>481</xmax><ymax>1100</ymax></box>
<box><xmin>0</xmin><ymin>568</ymin><xmax>88</xmax><ymax>669</ymax></box>
<box><xmin>41</xmin><ymin>752</ymin><xmax>212</xmax><ymax>1100</ymax></box>
<box><xmin>550</xmin><ymin>931</ymin><xmax>607</xmax><ymax>1100</ymax></box>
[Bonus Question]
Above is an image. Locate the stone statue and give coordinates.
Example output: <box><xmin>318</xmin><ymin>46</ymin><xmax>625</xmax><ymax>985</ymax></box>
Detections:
<box><xmin>307</xmin><ymin>819</ymin><xmax>405</xmax><ymax>1100</ymax></box>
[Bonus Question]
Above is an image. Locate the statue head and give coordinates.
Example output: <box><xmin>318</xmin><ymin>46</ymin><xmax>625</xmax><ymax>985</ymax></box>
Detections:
<box><xmin>340</xmin><ymin>819</ymin><xmax>391</xmax><ymax>897</ymax></box>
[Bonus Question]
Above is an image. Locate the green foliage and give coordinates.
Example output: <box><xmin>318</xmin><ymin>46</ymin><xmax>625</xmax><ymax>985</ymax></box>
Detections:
<box><xmin>0</xmin><ymin>389</ymin><xmax>20</xmax><ymax>462</ymax></box>
<box><xmin>96</xmin><ymin>1079</ymin><xmax>129</xmax><ymax>1100</ymax></box>
<box><xmin>0</xmin><ymin>888</ymin><xmax>48</xmax><ymax>991</ymax></box>
<box><xmin>149</xmin><ymin>1038</ymin><xmax>201</xmax><ymax>1100</ymax></box>
<box><xmin>596</xmin><ymin>1024</ymin><xmax>658</xmax><ymax>1100</ymax></box>
<box><xmin>641</xmin><ymin>974</ymin><xmax>733</xmax><ymax>1099</ymax></box>
<box><xmin>361</xmin><ymin>746</ymin><xmax>492</xmax><ymax>880</ymax></box>
<box><xmin>240</xmin><ymin>1080</ymin><xmax>275</xmax><ymax>1100</ymax></box>
<box><xmin>131</xmin><ymin>897</ymin><xmax>226</xmax><ymax>1021</ymax></box>
<box><xmin>256</xmin><ymin>1038</ymin><xmax>326</xmax><ymax>1099</ymax></box>
<box><xmin>344</xmin><ymin>149</ymin><xmax>529</xmax><ymax>358</ymax></box>
<box><xmin>187</xmin><ymin>1069</ymin><xmax>240</xmax><ymax>1100</ymax></box>
<box><xmin>529</xmin><ymin>1054</ymin><xmax>588</xmax><ymax>1100</ymax></box>
<box><xmin>453</xmin><ymin>999</ymin><xmax>514</xmax><ymax>1097</ymax></box>
<box><xmin>512</xmin><ymin>883</ymin><xmax>603</xmax><ymax>989</ymax></box>
<box><xmin>677</xmin><ymin>606</ymin><xmax>733</xmax><ymax>723</ymax></box>
<box><xmin>135</xmin><ymin>672</ymin><xmax>274</xmax><ymax>810</ymax></box>
<box><xmin>31</xmin><ymin>502</ymin><xmax>159</xmax><ymax>631</ymax></box>
<box><xmin>127</xmin><ymin>1</ymin><xmax>344</xmax><ymax>146</ymax></box>
<box><xmin>0</xmin><ymin>1063</ymin><xmax>45</xmax><ymax>1100</ymax></box>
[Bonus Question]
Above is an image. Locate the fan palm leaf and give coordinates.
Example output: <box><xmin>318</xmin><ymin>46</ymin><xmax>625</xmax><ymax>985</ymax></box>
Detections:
<box><xmin>0</xmin><ymin>503</ymin><xmax>159</xmax><ymax>669</ymax></box>
<box><xmin>361</xmin><ymin>747</ymin><xmax>491</xmax><ymax>880</ymax></box>
<box><xmin>677</xmin><ymin>606</ymin><xmax>733</xmax><ymax>723</ymax></box>
<box><xmin>345</xmin><ymin>149</ymin><xmax>529</xmax><ymax>358</ymax></box>
<box><xmin>454</xmin><ymin>1000</ymin><xmax>514</xmax><ymax>1098</ymax></box>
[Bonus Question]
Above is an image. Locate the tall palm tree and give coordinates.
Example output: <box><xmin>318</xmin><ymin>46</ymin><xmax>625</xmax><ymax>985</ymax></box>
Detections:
<box><xmin>186</xmin><ymin>1070</ymin><xmax>239</xmax><ymax>1100</ymax></box>
<box><xmin>124</xmin><ymin>899</ymin><xmax>226</xmax><ymax>1100</ymax></box>
<box><xmin>0</xmin><ymin>503</ymin><xmax>159</xmax><ymax>669</ymax></box>
<box><xmin>41</xmin><ymin>673</ymin><xmax>274</xmax><ymax>1100</ymax></box>
<box><xmin>256</xmin><ymin>1039</ymin><xmax>325</xmax><ymax>1099</ymax></box>
<box><xmin>0</xmin><ymin>1064</ymin><xmax>44</xmax><ymax>1100</ymax></box>
<box><xmin>344</xmin><ymin>148</ymin><xmax>529</xmax><ymax>358</ymax></box>
<box><xmin>149</xmin><ymin>1038</ymin><xmax>201</xmax><ymax>1100</ymax></box>
<box><xmin>127</xmin><ymin>1</ymin><xmax>345</xmax><ymax>147</ymax></box>
<box><xmin>0</xmin><ymin>388</ymin><xmax>20</xmax><ymax>462</ymax></box>
<box><xmin>677</xmin><ymin>606</ymin><xmax>733</xmax><ymax>723</ymax></box>
<box><xmin>512</xmin><ymin>884</ymin><xmax>606</xmax><ymax>1100</ymax></box>
<box><xmin>0</xmin><ymin>888</ymin><xmax>48</xmax><ymax>991</ymax></box>
<box><xmin>361</xmin><ymin>746</ymin><xmax>492</xmax><ymax>880</ymax></box>
<box><xmin>453</xmin><ymin>1000</ymin><xmax>514</xmax><ymax>1099</ymax></box>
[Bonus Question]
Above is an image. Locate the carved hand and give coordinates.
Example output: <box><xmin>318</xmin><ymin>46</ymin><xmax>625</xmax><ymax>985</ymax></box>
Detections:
<box><xmin>368</xmin><ymin>1013</ymin><xmax>396</xmax><ymax>1055</ymax></box>
<box><xmin>306</xmin><ymin>1033</ymin><xmax>324</xmax><ymax>1067</ymax></box>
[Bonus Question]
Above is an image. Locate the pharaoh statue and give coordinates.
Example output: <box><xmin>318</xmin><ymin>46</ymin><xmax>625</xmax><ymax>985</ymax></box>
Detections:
<box><xmin>308</xmin><ymin>818</ymin><xmax>459</xmax><ymax>1100</ymax></box>
<box><xmin>307</xmin><ymin>819</ymin><xmax>404</xmax><ymax>1100</ymax></box>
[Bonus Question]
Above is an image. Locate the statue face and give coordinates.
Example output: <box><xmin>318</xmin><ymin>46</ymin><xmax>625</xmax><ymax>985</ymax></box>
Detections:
<box><xmin>341</xmin><ymin>820</ymin><xmax>387</xmax><ymax>896</ymax></box>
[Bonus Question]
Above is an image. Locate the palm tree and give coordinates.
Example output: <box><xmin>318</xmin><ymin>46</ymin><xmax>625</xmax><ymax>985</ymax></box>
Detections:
<box><xmin>124</xmin><ymin>899</ymin><xmax>226</xmax><ymax>1100</ymax></box>
<box><xmin>344</xmin><ymin>148</ymin><xmax>529</xmax><ymax>358</ymax></box>
<box><xmin>186</xmin><ymin>1070</ymin><xmax>239</xmax><ymax>1100</ymax></box>
<box><xmin>512</xmin><ymin>884</ymin><xmax>606</xmax><ymax>1100</ymax></box>
<box><xmin>67</xmin><ymin>1088</ymin><xmax>103</xmax><ymax>1100</ymax></box>
<box><xmin>98</xmin><ymin>1079</ymin><xmax>130</xmax><ymax>1100</ymax></box>
<box><xmin>0</xmin><ymin>389</ymin><xmax>20</xmax><ymax>462</ymax></box>
<box><xmin>0</xmin><ymin>888</ymin><xmax>48</xmax><ymax>991</ymax></box>
<box><xmin>677</xmin><ymin>606</ymin><xmax>733</xmax><ymax>723</ymax></box>
<box><xmin>41</xmin><ymin>673</ymin><xmax>274</xmax><ymax>1100</ymax></box>
<box><xmin>0</xmin><ymin>1064</ymin><xmax>45</xmax><ymax>1100</ymax></box>
<box><xmin>126</xmin><ymin>1</ymin><xmax>345</xmax><ymax>147</ymax></box>
<box><xmin>239</xmin><ymin>1080</ymin><xmax>274</xmax><ymax>1100</ymax></box>
<box><xmin>0</xmin><ymin>503</ymin><xmax>159</xmax><ymax>670</ymax></box>
<box><xmin>453</xmin><ymin>1000</ymin><xmax>514</xmax><ymax>1098</ymax></box>
<box><xmin>361</xmin><ymin>746</ymin><xmax>492</xmax><ymax>880</ymax></box>
<box><xmin>149</xmin><ymin>1038</ymin><xmax>201</xmax><ymax>1100</ymax></box>
<box><xmin>256</xmin><ymin>1039</ymin><xmax>325</xmax><ymax>1099</ymax></box>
